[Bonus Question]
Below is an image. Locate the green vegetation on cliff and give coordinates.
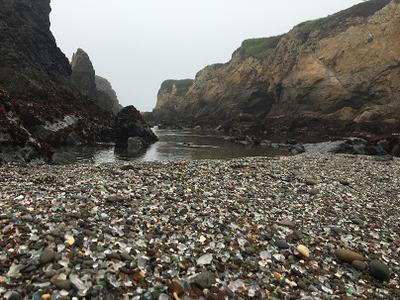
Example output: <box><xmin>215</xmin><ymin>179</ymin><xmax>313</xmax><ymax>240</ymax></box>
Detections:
<box><xmin>239</xmin><ymin>36</ymin><xmax>281</xmax><ymax>59</ymax></box>
<box><xmin>296</xmin><ymin>0</ymin><xmax>391</xmax><ymax>37</ymax></box>
<box><xmin>160</xmin><ymin>79</ymin><xmax>194</xmax><ymax>96</ymax></box>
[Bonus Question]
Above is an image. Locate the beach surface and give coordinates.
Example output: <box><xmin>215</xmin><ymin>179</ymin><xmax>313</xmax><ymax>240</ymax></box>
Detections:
<box><xmin>0</xmin><ymin>154</ymin><xmax>399</xmax><ymax>299</ymax></box>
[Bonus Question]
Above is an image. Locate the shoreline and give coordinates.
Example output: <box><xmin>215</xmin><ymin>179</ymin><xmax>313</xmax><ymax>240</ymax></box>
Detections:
<box><xmin>0</xmin><ymin>154</ymin><xmax>399</xmax><ymax>299</ymax></box>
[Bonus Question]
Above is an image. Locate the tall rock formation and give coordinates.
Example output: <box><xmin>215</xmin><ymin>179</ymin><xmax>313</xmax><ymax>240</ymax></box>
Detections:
<box><xmin>0</xmin><ymin>0</ymin><xmax>155</xmax><ymax>161</ymax></box>
<box><xmin>71</xmin><ymin>48</ymin><xmax>98</xmax><ymax>101</ymax></box>
<box><xmin>152</xmin><ymin>0</ymin><xmax>400</xmax><ymax>140</ymax></box>
<box><xmin>71</xmin><ymin>48</ymin><xmax>122</xmax><ymax>115</ymax></box>
<box><xmin>95</xmin><ymin>75</ymin><xmax>123</xmax><ymax>115</ymax></box>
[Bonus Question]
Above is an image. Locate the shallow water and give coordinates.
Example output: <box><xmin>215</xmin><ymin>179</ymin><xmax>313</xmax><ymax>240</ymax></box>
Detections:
<box><xmin>57</xmin><ymin>128</ymin><xmax>285</xmax><ymax>163</ymax></box>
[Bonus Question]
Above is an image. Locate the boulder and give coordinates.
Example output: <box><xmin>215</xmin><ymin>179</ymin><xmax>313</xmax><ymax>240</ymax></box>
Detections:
<box><xmin>114</xmin><ymin>106</ymin><xmax>158</xmax><ymax>149</ymax></box>
<box><xmin>127</xmin><ymin>137</ymin><xmax>145</xmax><ymax>153</ymax></box>
<box><xmin>51</xmin><ymin>152</ymin><xmax>77</xmax><ymax>165</ymax></box>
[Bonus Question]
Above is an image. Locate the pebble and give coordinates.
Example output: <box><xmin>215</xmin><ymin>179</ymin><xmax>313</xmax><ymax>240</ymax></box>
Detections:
<box><xmin>0</xmin><ymin>154</ymin><xmax>398</xmax><ymax>299</ymax></box>
<box><xmin>39</xmin><ymin>248</ymin><xmax>56</xmax><ymax>264</ymax></box>
<box><xmin>197</xmin><ymin>253</ymin><xmax>213</xmax><ymax>265</ymax></box>
<box><xmin>369</xmin><ymin>260</ymin><xmax>391</xmax><ymax>281</ymax></box>
<box><xmin>276</xmin><ymin>239</ymin><xmax>289</xmax><ymax>249</ymax></box>
<box><xmin>276</xmin><ymin>219</ymin><xmax>295</xmax><ymax>228</ymax></box>
<box><xmin>192</xmin><ymin>271</ymin><xmax>216</xmax><ymax>289</ymax></box>
<box><xmin>352</xmin><ymin>260</ymin><xmax>368</xmax><ymax>271</ymax></box>
<box><xmin>297</xmin><ymin>245</ymin><xmax>310</xmax><ymax>258</ymax></box>
<box><xmin>306</xmin><ymin>178</ymin><xmax>318</xmax><ymax>185</ymax></box>
<box><xmin>308</xmin><ymin>189</ymin><xmax>319</xmax><ymax>195</ymax></box>
<box><xmin>334</xmin><ymin>249</ymin><xmax>365</xmax><ymax>263</ymax></box>
<box><xmin>51</xmin><ymin>278</ymin><xmax>72</xmax><ymax>290</ymax></box>
<box><xmin>7</xmin><ymin>292</ymin><xmax>22</xmax><ymax>300</ymax></box>
<box><xmin>273</xmin><ymin>271</ymin><xmax>281</xmax><ymax>280</ymax></box>
<box><xmin>339</xmin><ymin>179</ymin><xmax>350</xmax><ymax>186</ymax></box>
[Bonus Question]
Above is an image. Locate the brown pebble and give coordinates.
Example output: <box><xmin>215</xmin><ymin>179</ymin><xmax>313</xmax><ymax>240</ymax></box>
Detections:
<box><xmin>352</xmin><ymin>260</ymin><xmax>368</xmax><ymax>271</ymax></box>
<box><xmin>334</xmin><ymin>249</ymin><xmax>365</xmax><ymax>263</ymax></box>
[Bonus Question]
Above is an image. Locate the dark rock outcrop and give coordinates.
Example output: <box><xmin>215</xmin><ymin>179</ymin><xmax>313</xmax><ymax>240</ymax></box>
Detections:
<box><xmin>71</xmin><ymin>49</ymin><xmax>98</xmax><ymax>101</ymax></box>
<box><xmin>151</xmin><ymin>0</ymin><xmax>400</xmax><ymax>142</ymax></box>
<box><xmin>0</xmin><ymin>0</ymin><xmax>73</xmax><ymax>100</ymax></box>
<box><xmin>71</xmin><ymin>48</ymin><xmax>122</xmax><ymax>115</ymax></box>
<box><xmin>0</xmin><ymin>0</ymin><xmax>154</xmax><ymax>162</ymax></box>
<box><xmin>0</xmin><ymin>0</ymin><xmax>114</xmax><ymax>152</ymax></box>
<box><xmin>95</xmin><ymin>75</ymin><xmax>123</xmax><ymax>115</ymax></box>
<box><xmin>0</xmin><ymin>90</ymin><xmax>50</xmax><ymax>162</ymax></box>
<box><xmin>115</xmin><ymin>106</ymin><xmax>158</xmax><ymax>151</ymax></box>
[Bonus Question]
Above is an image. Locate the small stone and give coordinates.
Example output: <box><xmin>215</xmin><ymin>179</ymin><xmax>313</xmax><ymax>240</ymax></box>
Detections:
<box><xmin>8</xmin><ymin>292</ymin><xmax>23</xmax><ymax>300</ymax></box>
<box><xmin>352</xmin><ymin>260</ymin><xmax>368</xmax><ymax>271</ymax></box>
<box><xmin>351</xmin><ymin>217</ymin><xmax>364</xmax><ymax>225</ymax></box>
<box><xmin>39</xmin><ymin>248</ymin><xmax>56</xmax><ymax>264</ymax></box>
<box><xmin>215</xmin><ymin>262</ymin><xmax>226</xmax><ymax>273</ymax></box>
<box><xmin>262</xmin><ymin>231</ymin><xmax>273</xmax><ymax>241</ymax></box>
<box><xmin>330</xmin><ymin>226</ymin><xmax>343</xmax><ymax>236</ymax></box>
<box><xmin>273</xmin><ymin>271</ymin><xmax>281</xmax><ymax>280</ymax></box>
<box><xmin>306</xmin><ymin>178</ymin><xmax>318</xmax><ymax>185</ymax></box>
<box><xmin>192</xmin><ymin>271</ymin><xmax>216</xmax><ymax>289</ymax></box>
<box><xmin>276</xmin><ymin>239</ymin><xmax>289</xmax><ymax>249</ymax></box>
<box><xmin>339</xmin><ymin>179</ymin><xmax>350</xmax><ymax>186</ymax></box>
<box><xmin>51</xmin><ymin>278</ymin><xmax>72</xmax><ymax>290</ymax></box>
<box><xmin>168</xmin><ymin>281</ymin><xmax>184</xmax><ymax>297</ymax></box>
<box><xmin>292</xmin><ymin>230</ymin><xmax>303</xmax><ymax>241</ymax></box>
<box><xmin>334</xmin><ymin>249</ymin><xmax>365</xmax><ymax>263</ymax></box>
<box><xmin>277</xmin><ymin>219</ymin><xmax>295</xmax><ymax>228</ymax></box>
<box><xmin>369</xmin><ymin>260</ymin><xmax>391</xmax><ymax>281</ymax></box>
<box><xmin>196</xmin><ymin>253</ymin><xmax>213</xmax><ymax>265</ymax></box>
<box><xmin>296</xmin><ymin>245</ymin><xmax>310</xmax><ymax>258</ymax></box>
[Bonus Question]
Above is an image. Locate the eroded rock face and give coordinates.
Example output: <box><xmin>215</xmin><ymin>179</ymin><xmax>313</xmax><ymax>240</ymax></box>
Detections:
<box><xmin>0</xmin><ymin>1</ymin><xmax>154</xmax><ymax>161</ymax></box>
<box><xmin>152</xmin><ymin>0</ymin><xmax>400</xmax><ymax>140</ymax></box>
<box><xmin>71</xmin><ymin>49</ymin><xmax>122</xmax><ymax>115</ymax></box>
<box><xmin>95</xmin><ymin>75</ymin><xmax>123</xmax><ymax>115</ymax></box>
<box><xmin>71</xmin><ymin>49</ymin><xmax>98</xmax><ymax>101</ymax></box>
<box><xmin>115</xmin><ymin>106</ymin><xmax>158</xmax><ymax>150</ymax></box>
<box><xmin>0</xmin><ymin>90</ymin><xmax>50</xmax><ymax>162</ymax></box>
<box><xmin>0</xmin><ymin>0</ymin><xmax>116</xmax><ymax>155</ymax></box>
<box><xmin>0</xmin><ymin>0</ymin><xmax>73</xmax><ymax>100</ymax></box>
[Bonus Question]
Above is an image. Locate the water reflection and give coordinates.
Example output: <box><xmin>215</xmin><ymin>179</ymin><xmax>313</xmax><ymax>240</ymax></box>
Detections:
<box><xmin>57</xmin><ymin>128</ymin><xmax>284</xmax><ymax>164</ymax></box>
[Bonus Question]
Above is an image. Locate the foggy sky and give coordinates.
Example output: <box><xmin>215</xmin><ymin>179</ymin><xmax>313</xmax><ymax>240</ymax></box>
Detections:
<box><xmin>50</xmin><ymin>0</ymin><xmax>363</xmax><ymax>111</ymax></box>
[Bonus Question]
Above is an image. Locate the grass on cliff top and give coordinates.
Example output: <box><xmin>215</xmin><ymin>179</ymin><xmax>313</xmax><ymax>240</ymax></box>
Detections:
<box><xmin>296</xmin><ymin>0</ymin><xmax>391</xmax><ymax>37</ymax></box>
<box><xmin>161</xmin><ymin>79</ymin><xmax>194</xmax><ymax>96</ymax></box>
<box><xmin>239</xmin><ymin>36</ymin><xmax>281</xmax><ymax>59</ymax></box>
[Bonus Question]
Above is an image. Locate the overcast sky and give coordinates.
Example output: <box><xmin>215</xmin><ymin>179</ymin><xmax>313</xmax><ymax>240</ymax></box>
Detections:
<box><xmin>50</xmin><ymin>0</ymin><xmax>362</xmax><ymax>111</ymax></box>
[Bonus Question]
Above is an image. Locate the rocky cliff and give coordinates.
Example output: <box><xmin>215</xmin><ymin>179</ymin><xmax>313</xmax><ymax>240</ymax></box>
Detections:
<box><xmin>71</xmin><ymin>48</ymin><xmax>98</xmax><ymax>101</ymax></box>
<box><xmin>153</xmin><ymin>79</ymin><xmax>194</xmax><ymax>125</ymax></box>
<box><xmin>71</xmin><ymin>48</ymin><xmax>122</xmax><ymax>115</ymax></box>
<box><xmin>152</xmin><ymin>0</ymin><xmax>400</xmax><ymax>141</ymax></box>
<box><xmin>95</xmin><ymin>75</ymin><xmax>123</xmax><ymax>115</ymax></box>
<box><xmin>0</xmin><ymin>0</ymin><xmax>73</xmax><ymax>100</ymax></box>
<box><xmin>0</xmin><ymin>0</ymin><xmax>154</xmax><ymax>162</ymax></box>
